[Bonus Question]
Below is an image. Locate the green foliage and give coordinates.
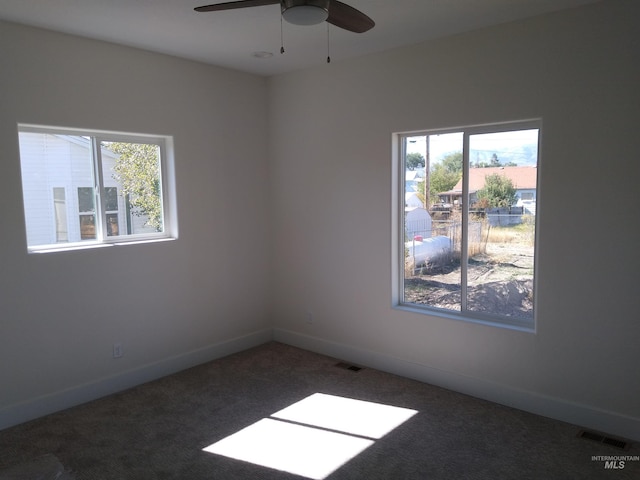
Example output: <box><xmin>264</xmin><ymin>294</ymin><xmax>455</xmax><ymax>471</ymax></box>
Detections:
<box><xmin>428</xmin><ymin>152</ymin><xmax>462</xmax><ymax>202</ymax></box>
<box><xmin>475</xmin><ymin>173</ymin><xmax>518</xmax><ymax>208</ymax></box>
<box><xmin>406</xmin><ymin>152</ymin><xmax>425</xmax><ymax>170</ymax></box>
<box><xmin>440</xmin><ymin>152</ymin><xmax>463</xmax><ymax>174</ymax></box>
<box><xmin>107</xmin><ymin>142</ymin><xmax>163</xmax><ymax>231</ymax></box>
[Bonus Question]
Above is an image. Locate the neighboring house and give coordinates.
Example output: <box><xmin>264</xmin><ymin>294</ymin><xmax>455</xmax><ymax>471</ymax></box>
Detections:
<box><xmin>405</xmin><ymin>207</ymin><xmax>432</xmax><ymax>239</ymax></box>
<box><xmin>19</xmin><ymin>132</ymin><xmax>155</xmax><ymax>247</ymax></box>
<box><xmin>405</xmin><ymin>169</ymin><xmax>426</xmax><ymax>208</ymax></box>
<box><xmin>405</xmin><ymin>192</ymin><xmax>423</xmax><ymax>208</ymax></box>
<box><xmin>405</xmin><ymin>169</ymin><xmax>424</xmax><ymax>190</ymax></box>
<box><xmin>405</xmin><ymin>168</ymin><xmax>425</xmax><ymax>183</ymax></box>
<box><xmin>438</xmin><ymin>166</ymin><xmax>537</xmax><ymax>212</ymax></box>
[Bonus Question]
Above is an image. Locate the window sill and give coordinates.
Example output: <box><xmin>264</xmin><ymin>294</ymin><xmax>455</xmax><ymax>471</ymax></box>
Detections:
<box><xmin>394</xmin><ymin>303</ymin><xmax>536</xmax><ymax>333</ymax></box>
<box><xmin>27</xmin><ymin>236</ymin><xmax>176</xmax><ymax>254</ymax></box>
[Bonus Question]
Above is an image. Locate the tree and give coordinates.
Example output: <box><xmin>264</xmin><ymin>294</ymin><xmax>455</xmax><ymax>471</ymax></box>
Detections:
<box><xmin>415</xmin><ymin>152</ymin><xmax>463</xmax><ymax>205</ymax></box>
<box><xmin>429</xmin><ymin>166</ymin><xmax>459</xmax><ymax>197</ymax></box>
<box><xmin>475</xmin><ymin>152</ymin><xmax>518</xmax><ymax>168</ymax></box>
<box><xmin>475</xmin><ymin>173</ymin><xmax>517</xmax><ymax>208</ymax></box>
<box><xmin>440</xmin><ymin>151</ymin><xmax>463</xmax><ymax>174</ymax></box>
<box><xmin>406</xmin><ymin>152</ymin><xmax>425</xmax><ymax>170</ymax></box>
<box><xmin>107</xmin><ymin>142</ymin><xmax>163</xmax><ymax>231</ymax></box>
<box><xmin>427</xmin><ymin>152</ymin><xmax>462</xmax><ymax>203</ymax></box>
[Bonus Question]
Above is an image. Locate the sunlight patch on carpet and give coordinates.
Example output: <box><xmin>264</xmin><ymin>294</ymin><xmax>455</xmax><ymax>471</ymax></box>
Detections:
<box><xmin>272</xmin><ymin>393</ymin><xmax>418</xmax><ymax>439</ymax></box>
<box><xmin>202</xmin><ymin>393</ymin><xmax>418</xmax><ymax>480</ymax></box>
<box><xmin>203</xmin><ymin>418</ymin><xmax>373</xmax><ymax>480</ymax></box>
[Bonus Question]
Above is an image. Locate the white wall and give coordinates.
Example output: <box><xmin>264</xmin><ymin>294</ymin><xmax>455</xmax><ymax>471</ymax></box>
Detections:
<box><xmin>0</xmin><ymin>21</ymin><xmax>271</xmax><ymax>427</ymax></box>
<box><xmin>268</xmin><ymin>0</ymin><xmax>640</xmax><ymax>440</ymax></box>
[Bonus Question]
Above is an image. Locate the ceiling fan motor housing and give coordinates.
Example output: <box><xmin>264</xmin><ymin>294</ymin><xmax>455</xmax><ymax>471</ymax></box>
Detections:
<box><xmin>281</xmin><ymin>0</ymin><xmax>330</xmax><ymax>26</ymax></box>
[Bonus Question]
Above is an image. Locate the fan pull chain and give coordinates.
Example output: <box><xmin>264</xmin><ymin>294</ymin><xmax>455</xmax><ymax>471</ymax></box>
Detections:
<box><xmin>280</xmin><ymin>15</ymin><xmax>285</xmax><ymax>54</ymax></box>
<box><xmin>326</xmin><ymin>23</ymin><xmax>331</xmax><ymax>63</ymax></box>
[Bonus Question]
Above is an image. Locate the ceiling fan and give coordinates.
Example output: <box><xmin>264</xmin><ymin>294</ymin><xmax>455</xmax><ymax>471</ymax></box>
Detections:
<box><xmin>194</xmin><ymin>0</ymin><xmax>375</xmax><ymax>33</ymax></box>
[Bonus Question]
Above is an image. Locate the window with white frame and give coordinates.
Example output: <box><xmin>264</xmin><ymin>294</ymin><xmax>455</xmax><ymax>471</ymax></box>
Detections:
<box><xmin>394</xmin><ymin>120</ymin><xmax>540</xmax><ymax>330</ymax></box>
<box><xmin>18</xmin><ymin>125</ymin><xmax>175</xmax><ymax>252</ymax></box>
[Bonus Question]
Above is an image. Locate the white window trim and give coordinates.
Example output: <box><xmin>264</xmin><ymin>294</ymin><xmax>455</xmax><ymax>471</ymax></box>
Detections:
<box><xmin>392</xmin><ymin>119</ymin><xmax>541</xmax><ymax>332</ymax></box>
<box><xmin>19</xmin><ymin>124</ymin><xmax>178</xmax><ymax>253</ymax></box>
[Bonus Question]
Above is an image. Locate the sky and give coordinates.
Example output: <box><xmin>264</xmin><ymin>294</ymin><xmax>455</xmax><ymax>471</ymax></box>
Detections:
<box><xmin>406</xmin><ymin>129</ymin><xmax>539</xmax><ymax>167</ymax></box>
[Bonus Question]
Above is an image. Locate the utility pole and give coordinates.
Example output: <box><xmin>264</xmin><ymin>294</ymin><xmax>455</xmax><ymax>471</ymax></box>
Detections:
<box><xmin>425</xmin><ymin>135</ymin><xmax>430</xmax><ymax>211</ymax></box>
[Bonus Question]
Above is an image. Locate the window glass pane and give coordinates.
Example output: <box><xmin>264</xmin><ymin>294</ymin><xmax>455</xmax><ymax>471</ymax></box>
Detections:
<box><xmin>467</xmin><ymin>129</ymin><xmax>538</xmax><ymax>320</ymax></box>
<box><xmin>77</xmin><ymin>187</ymin><xmax>97</xmax><ymax>240</ymax></box>
<box><xmin>106</xmin><ymin>213</ymin><xmax>119</xmax><ymax>237</ymax></box>
<box><xmin>101</xmin><ymin>141</ymin><xmax>164</xmax><ymax>236</ymax></box>
<box><xmin>18</xmin><ymin>132</ymin><xmax>95</xmax><ymax>247</ymax></box>
<box><xmin>403</xmin><ymin>133</ymin><xmax>463</xmax><ymax>312</ymax></box>
<box><xmin>77</xmin><ymin>187</ymin><xmax>95</xmax><ymax>213</ymax></box>
<box><xmin>79</xmin><ymin>214</ymin><xmax>96</xmax><ymax>240</ymax></box>
<box><xmin>104</xmin><ymin>187</ymin><xmax>118</xmax><ymax>212</ymax></box>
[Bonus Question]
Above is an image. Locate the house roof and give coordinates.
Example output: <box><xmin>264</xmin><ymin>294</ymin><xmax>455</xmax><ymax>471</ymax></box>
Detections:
<box><xmin>405</xmin><ymin>170</ymin><xmax>425</xmax><ymax>181</ymax></box>
<box><xmin>443</xmin><ymin>166</ymin><xmax>537</xmax><ymax>194</ymax></box>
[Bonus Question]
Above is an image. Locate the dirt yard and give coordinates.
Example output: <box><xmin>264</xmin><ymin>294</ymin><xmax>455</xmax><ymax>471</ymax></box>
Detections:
<box><xmin>404</xmin><ymin>244</ymin><xmax>534</xmax><ymax>318</ymax></box>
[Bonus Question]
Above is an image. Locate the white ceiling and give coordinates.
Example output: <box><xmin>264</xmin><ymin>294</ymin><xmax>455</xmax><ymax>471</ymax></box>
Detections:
<box><xmin>0</xmin><ymin>0</ymin><xmax>601</xmax><ymax>76</ymax></box>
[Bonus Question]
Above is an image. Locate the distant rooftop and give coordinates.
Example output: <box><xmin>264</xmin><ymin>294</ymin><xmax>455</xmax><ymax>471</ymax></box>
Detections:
<box><xmin>444</xmin><ymin>166</ymin><xmax>537</xmax><ymax>194</ymax></box>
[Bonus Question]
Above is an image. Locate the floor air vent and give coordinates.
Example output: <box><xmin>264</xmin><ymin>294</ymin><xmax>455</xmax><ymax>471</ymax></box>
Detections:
<box><xmin>335</xmin><ymin>362</ymin><xmax>362</xmax><ymax>372</ymax></box>
<box><xmin>577</xmin><ymin>430</ymin><xmax>630</xmax><ymax>450</ymax></box>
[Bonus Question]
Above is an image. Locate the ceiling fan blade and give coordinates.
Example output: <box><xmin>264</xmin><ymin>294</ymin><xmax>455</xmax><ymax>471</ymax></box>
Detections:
<box><xmin>195</xmin><ymin>0</ymin><xmax>280</xmax><ymax>13</ymax></box>
<box><xmin>327</xmin><ymin>0</ymin><xmax>374</xmax><ymax>33</ymax></box>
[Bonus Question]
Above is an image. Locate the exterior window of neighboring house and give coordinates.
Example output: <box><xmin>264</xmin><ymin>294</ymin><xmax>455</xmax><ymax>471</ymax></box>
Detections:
<box><xmin>520</xmin><ymin>192</ymin><xmax>534</xmax><ymax>200</ymax></box>
<box><xmin>18</xmin><ymin>124</ymin><xmax>176</xmax><ymax>252</ymax></box>
<box><xmin>104</xmin><ymin>187</ymin><xmax>119</xmax><ymax>236</ymax></box>
<box><xmin>52</xmin><ymin>187</ymin><xmax>68</xmax><ymax>242</ymax></box>
<box><xmin>77</xmin><ymin>187</ymin><xmax>97</xmax><ymax>240</ymax></box>
<box><xmin>393</xmin><ymin>120</ymin><xmax>540</xmax><ymax>330</ymax></box>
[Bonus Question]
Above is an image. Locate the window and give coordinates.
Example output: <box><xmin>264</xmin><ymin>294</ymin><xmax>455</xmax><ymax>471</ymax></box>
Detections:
<box><xmin>77</xmin><ymin>186</ymin><xmax>97</xmax><ymax>240</ymax></box>
<box><xmin>521</xmin><ymin>192</ymin><xmax>534</xmax><ymax>201</ymax></box>
<box><xmin>394</xmin><ymin>121</ymin><xmax>540</xmax><ymax>330</ymax></box>
<box><xmin>104</xmin><ymin>187</ymin><xmax>120</xmax><ymax>236</ymax></box>
<box><xmin>52</xmin><ymin>187</ymin><xmax>68</xmax><ymax>242</ymax></box>
<box><xmin>18</xmin><ymin>125</ymin><xmax>176</xmax><ymax>252</ymax></box>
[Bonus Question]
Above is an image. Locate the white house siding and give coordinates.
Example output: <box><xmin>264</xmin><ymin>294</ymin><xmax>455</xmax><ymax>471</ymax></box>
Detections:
<box><xmin>405</xmin><ymin>207</ymin><xmax>432</xmax><ymax>239</ymax></box>
<box><xmin>516</xmin><ymin>188</ymin><xmax>536</xmax><ymax>215</ymax></box>
<box><xmin>19</xmin><ymin>133</ymin><xmax>90</xmax><ymax>246</ymax></box>
<box><xmin>405</xmin><ymin>192</ymin><xmax>423</xmax><ymax>208</ymax></box>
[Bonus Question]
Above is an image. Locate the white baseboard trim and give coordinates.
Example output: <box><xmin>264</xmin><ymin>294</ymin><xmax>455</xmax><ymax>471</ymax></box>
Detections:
<box><xmin>273</xmin><ymin>328</ymin><xmax>640</xmax><ymax>442</ymax></box>
<box><xmin>0</xmin><ymin>328</ymin><xmax>273</xmax><ymax>432</ymax></box>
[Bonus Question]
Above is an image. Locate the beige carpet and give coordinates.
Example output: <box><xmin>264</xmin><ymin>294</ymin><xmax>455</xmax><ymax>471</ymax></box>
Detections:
<box><xmin>0</xmin><ymin>454</ymin><xmax>74</xmax><ymax>480</ymax></box>
<box><xmin>0</xmin><ymin>342</ymin><xmax>637</xmax><ymax>479</ymax></box>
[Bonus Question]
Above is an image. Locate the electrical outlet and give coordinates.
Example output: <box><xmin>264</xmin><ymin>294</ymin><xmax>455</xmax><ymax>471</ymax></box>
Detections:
<box><xmin>113</xmin><ymin>343</ymin><xmax>124</xmax><ymax>358</ymax></box>
<box><xmin>306</xmin><ymin>311</ymin><xmax>314</xmax><ymax>324</ymax></box>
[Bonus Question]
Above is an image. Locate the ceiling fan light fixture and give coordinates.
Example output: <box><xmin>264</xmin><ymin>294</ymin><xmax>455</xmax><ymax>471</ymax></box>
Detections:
<box><xmin>281</xmin><ymin>0</ymin><xmax>329</xmax><ymax>26</ymax></box>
